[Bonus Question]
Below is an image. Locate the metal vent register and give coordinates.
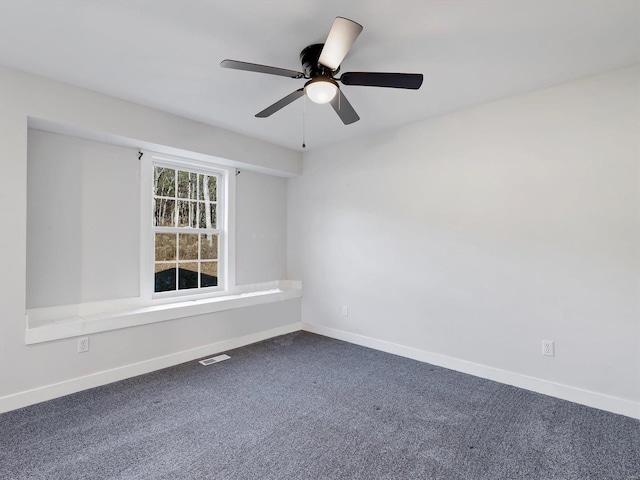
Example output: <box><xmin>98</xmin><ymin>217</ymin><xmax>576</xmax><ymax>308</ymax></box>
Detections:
<box><xmin>199</xmin><ymin>354</ymin><xmax>230</xmax><ymax>366</ymax></box>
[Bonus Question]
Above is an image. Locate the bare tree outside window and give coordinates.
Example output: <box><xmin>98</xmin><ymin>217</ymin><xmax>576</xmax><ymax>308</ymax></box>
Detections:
<box><xmin>153</xmin><ymin>166</ymin><xmax>220</xmax><ymax>293</ymax></box>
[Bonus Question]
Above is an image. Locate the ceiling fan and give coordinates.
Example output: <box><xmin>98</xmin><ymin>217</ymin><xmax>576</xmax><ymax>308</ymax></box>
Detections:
<box><xmin>220</xmin><ymin>17</ymin><xmax>423</xmax><ymax>125</ymax></box>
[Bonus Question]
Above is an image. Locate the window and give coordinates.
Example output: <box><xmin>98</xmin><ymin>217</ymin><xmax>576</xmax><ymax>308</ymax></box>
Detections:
<box><xmin>142</xmin><ymin>153</ymin><xmax>235</xmax><ymax>298</ymax></box>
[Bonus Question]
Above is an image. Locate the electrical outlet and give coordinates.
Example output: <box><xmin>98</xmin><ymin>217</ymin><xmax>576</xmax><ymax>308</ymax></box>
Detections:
<box><xmin>542</xmin><ymin>340</ymin><xmax>554</xmax><ymax>357</ymax></box>
<box><xmin>78</xmin><ymin>336</ymin><xmax>89</xmax><ymax>353</ymax></box>
<box><xmin>342</xmin><ymin>306</ymin><xmax>349</xmax><ymax>317</ymax></box>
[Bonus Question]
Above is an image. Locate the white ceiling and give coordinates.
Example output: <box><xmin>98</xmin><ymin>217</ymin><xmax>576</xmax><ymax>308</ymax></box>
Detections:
<box><xmin>1</xmin><ymin>0</ymin><xmax>638</xmax><ymax>152</ymax></box>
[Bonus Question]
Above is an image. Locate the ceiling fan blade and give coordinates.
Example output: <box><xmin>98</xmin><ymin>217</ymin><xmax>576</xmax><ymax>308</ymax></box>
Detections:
<box><xmin>340</xmin><ymin>72</ymin><xmax>424</xmax><ymax>89</ymax></box>
<box><xmin>318</xmin><ymin>17</ymin><xmax>363</xmax><ymax>71</ymax></box>
<box><xmin>256</xmin><ymin>89</ymin><xmax>305</xmax><ymax>118</ymax></box>
<box><xmin>330</xmin><ymin>89</ymin><xmax>360</xmax><ymax>125</ymax></box>
<box><xmin>221</xmin><ymin>59</ymin><xmax>304</xmax><ymax>79</ymax></box>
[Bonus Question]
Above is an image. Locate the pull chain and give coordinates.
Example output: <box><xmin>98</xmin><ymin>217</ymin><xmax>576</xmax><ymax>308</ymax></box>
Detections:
<box><xmin>302</xmin><ymin>94</ymin><xmax>306</xmax><ymax>149</ymax></box>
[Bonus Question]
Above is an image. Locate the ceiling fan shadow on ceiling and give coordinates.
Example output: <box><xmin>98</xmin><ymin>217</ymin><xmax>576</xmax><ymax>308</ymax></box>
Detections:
<box><xmin>220</xmin><ymin>17</ymin><xmax>423</xmax><ymax>127</ymax></box>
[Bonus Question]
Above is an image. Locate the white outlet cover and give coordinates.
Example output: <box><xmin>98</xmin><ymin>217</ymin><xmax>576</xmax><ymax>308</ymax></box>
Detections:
<box><xmin>542</xmin><ymin>340</ymin><xmax>555</xmax><ymax>357</ymax></box>
<box><xmin>78</xmin><ymin>336</ymin><xmax>89</xmax><ymax>353</ymax></box>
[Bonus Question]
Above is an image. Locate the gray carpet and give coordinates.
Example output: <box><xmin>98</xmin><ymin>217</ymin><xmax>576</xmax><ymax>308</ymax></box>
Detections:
<box><xmin>1</xmin><ymin>332</ymin><xmax>638</xmax><ymax>479</ymax></box>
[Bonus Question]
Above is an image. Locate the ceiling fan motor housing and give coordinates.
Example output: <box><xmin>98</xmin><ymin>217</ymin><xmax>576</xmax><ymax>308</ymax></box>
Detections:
<box><xmin>300</xmin><ymin>44</ymin><xmax>338</xmax><ymax>78</ymax></box>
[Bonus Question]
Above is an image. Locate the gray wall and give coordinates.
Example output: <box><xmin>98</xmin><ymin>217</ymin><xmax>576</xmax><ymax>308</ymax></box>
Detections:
<box><xmin>288</xmin><ymin>66</ymin><xmax>640</xmax><ymax>407</ymax></box>
<box><xmin>26</xmin><ymin>129</ymin><xmax>289</xmax><ymax>307</ymax></box>
<box><xmin>236</xmin><ymin>170</ymin><xmax>287</xmax><ymax>285</ymax></box>
<box><xmin>27</xmin><ymin>130</ymin><xmax>141</xmax><ymax>307</ymax></box>
<box><xmin>0</xmin><ymin>67</ymin><xmax>300</xmax><ymax>406</ymax></box>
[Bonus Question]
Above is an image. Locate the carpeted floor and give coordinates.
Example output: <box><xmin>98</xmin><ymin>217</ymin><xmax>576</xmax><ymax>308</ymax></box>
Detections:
<box><xmin>1</xmin><ymin>331</ymin><xmax>638</xmax><ymax>479</ymax></box>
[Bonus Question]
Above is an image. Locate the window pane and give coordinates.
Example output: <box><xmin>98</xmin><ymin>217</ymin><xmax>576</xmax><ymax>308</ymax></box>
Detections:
<box><xmin>209</xmin><ymin>176</ymin><xmax>217</xmax><ymax>200</ymax></box>
<box><xmin>178</xmin><ymin>233</ymin><xmax>198</xmax><ymax>260</ymax></box>
<box><xmin>154</xmin><ymin>198</ymin><xmax>175</xmax><ymax>227</ymax></box>
<box><xmin>177</xmin><ymin>200</ymin><xmax>197</xmax><ymax>228</ymax></box>
<box><xmin>178</xmin><ymin>263</ymin><xmax>199</xmax><ymax>289</ymax></box>
<box><xmin>154</xmin><ymin>167</ymin><xmax>175</xmax><ymax>197</ymax></box>
<box><xmin>199</xmin><ymin>175</ymin><xmax>217</xmax><ymax>201</ymax></box>
<box><xmin>155</xmin><ymin>263</ymin><xmax>176</xmax><ymax>292</ymax></box>
<box><xmin>198</xmin><ymin>203</ymin><xmax>216</xmax><ymax>229</ymax></box>
<box><xmin>152</xmin><ymin>163</ymin><xmax>224</xmax><ymax>296</ymax></box>
<box><xmin>155</xmin><ymin>233</ymin><xmax>176</xmax><ymax>261</ymax></box>
<box><xmin>201</xmin><ymin>261</ymin><xmax>218</xmax><ymax>287</ymax></box>
<box><xmin>200</xmin><ymin>234</ymin><xmax>218</xmax><ymax>260</ymax></box>
<box><xmin>177</xmin><ymin>171</ymin><xmax>198</xmax><ymax>199</ymax></box>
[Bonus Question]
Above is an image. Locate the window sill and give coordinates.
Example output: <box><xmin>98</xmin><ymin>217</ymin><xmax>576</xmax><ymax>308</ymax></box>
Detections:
<box><xmin>25</xmin><ymin>280</ymin><xmax>302</xmax><ymax>345</ymax></box>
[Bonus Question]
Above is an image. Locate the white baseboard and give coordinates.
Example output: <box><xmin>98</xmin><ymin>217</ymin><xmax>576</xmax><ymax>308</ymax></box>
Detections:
<box><xmin>0</xmin><ymin>322</ymin><xmax>302</xmax><ymax>414</ymax></box>
<box><xmin>302</xmin><ymin>323</ymin><xmax>640</xmax><ymax>420</ymax></box>
<box><xmin>4</xmin><ymin>321</ymin><xmax>638</xmax><ymax>420</ymax></box>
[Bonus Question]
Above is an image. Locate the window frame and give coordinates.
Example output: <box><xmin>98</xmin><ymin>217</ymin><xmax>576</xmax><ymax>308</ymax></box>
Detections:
<box><xmin>140</xmin><ymin>151</ymin><xmax>236</xmax><ymax>302</ymax></box>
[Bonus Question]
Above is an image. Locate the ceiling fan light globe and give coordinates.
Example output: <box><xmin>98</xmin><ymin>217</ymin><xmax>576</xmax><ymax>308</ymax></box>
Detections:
<box><xmin>305</xmin><ymin>79</ymin><xmax>338</xmax><ymax>104</ymax></box>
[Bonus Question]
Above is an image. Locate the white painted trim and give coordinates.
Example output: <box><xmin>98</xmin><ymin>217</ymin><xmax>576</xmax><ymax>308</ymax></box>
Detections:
<box><xmin>141</xmin><ymin>150</ymin><xmax>236</xmax><ymax>299</ymax></box>
<box><xmin>27</xmin><ymin>116</ymin><xmax>302</xmax><ymax>178</ymax></box>
<box><xmin>225</xmin><ymin>163</ymin><xmax>237</xmax><ymax>290</ymax></box>
<box><xmin>139</xmin><ymin>150</ymin><xmax>154</xmax><ymax>301</ymax></box>
<box><xmin>9</xmin><ymin>320</ymin><xmax>637</xmax><ymax>419</ymax></box>
<box><xmin>26</xmin><ymin>281</ymin><xmax>302</xmax><ymax>345</ymax></box>
<box><xmin>302</xmin><ymin>323</ymin><xmax>640</xmax><ymax>420</ymax></box>
<box><xmin>2</xmin><ymin>322</ymin><xmax>303</xmax><ymax>414</ymax></box>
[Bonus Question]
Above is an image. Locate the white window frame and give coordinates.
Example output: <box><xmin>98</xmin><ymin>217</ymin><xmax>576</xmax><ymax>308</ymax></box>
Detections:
<box><xmin>140</xmin><ymin>151</ymin><xmax>236</xmax><ymax>302</ymax></box>
<box><xmin>24</xmin><ymin>143</ymin><xmax>303</xmax><ymax>347</ymax></box>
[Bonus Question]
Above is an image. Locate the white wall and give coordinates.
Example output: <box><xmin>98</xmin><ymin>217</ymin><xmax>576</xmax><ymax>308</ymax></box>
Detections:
<box><xmin>3</xmin><ymin>63</ymin><xmax>639</xmax><ymax>417</ymax></box>
<box><xmin>0</xmin><ymin>67</ymin><xmax>301</xmax><ymax>409</ymax></box>
<box><xmin>288</xmin><ymin>66</ymin><xmax>640</xmax><ymax>415</ymax></box>
<box><xmin>27</xmin><ymin>130</ymin><xmax>141</xmax><ymax>308</ymax></box>
<box><xmin>26</xmin><ymin>129</ymin><xmax>290</xmax><ymax>306</ymax></box>
<box><xmin>236</xmin><ymin>170</ymin><xmax>288</xmax><ymax>285</ymax></box>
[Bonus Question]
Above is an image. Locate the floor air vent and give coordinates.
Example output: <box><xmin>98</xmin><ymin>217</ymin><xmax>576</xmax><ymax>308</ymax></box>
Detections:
<box><xmin>199</xmin><ymin>354</ymin><xmax>230</xmax><ymax>366</ymax></box>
